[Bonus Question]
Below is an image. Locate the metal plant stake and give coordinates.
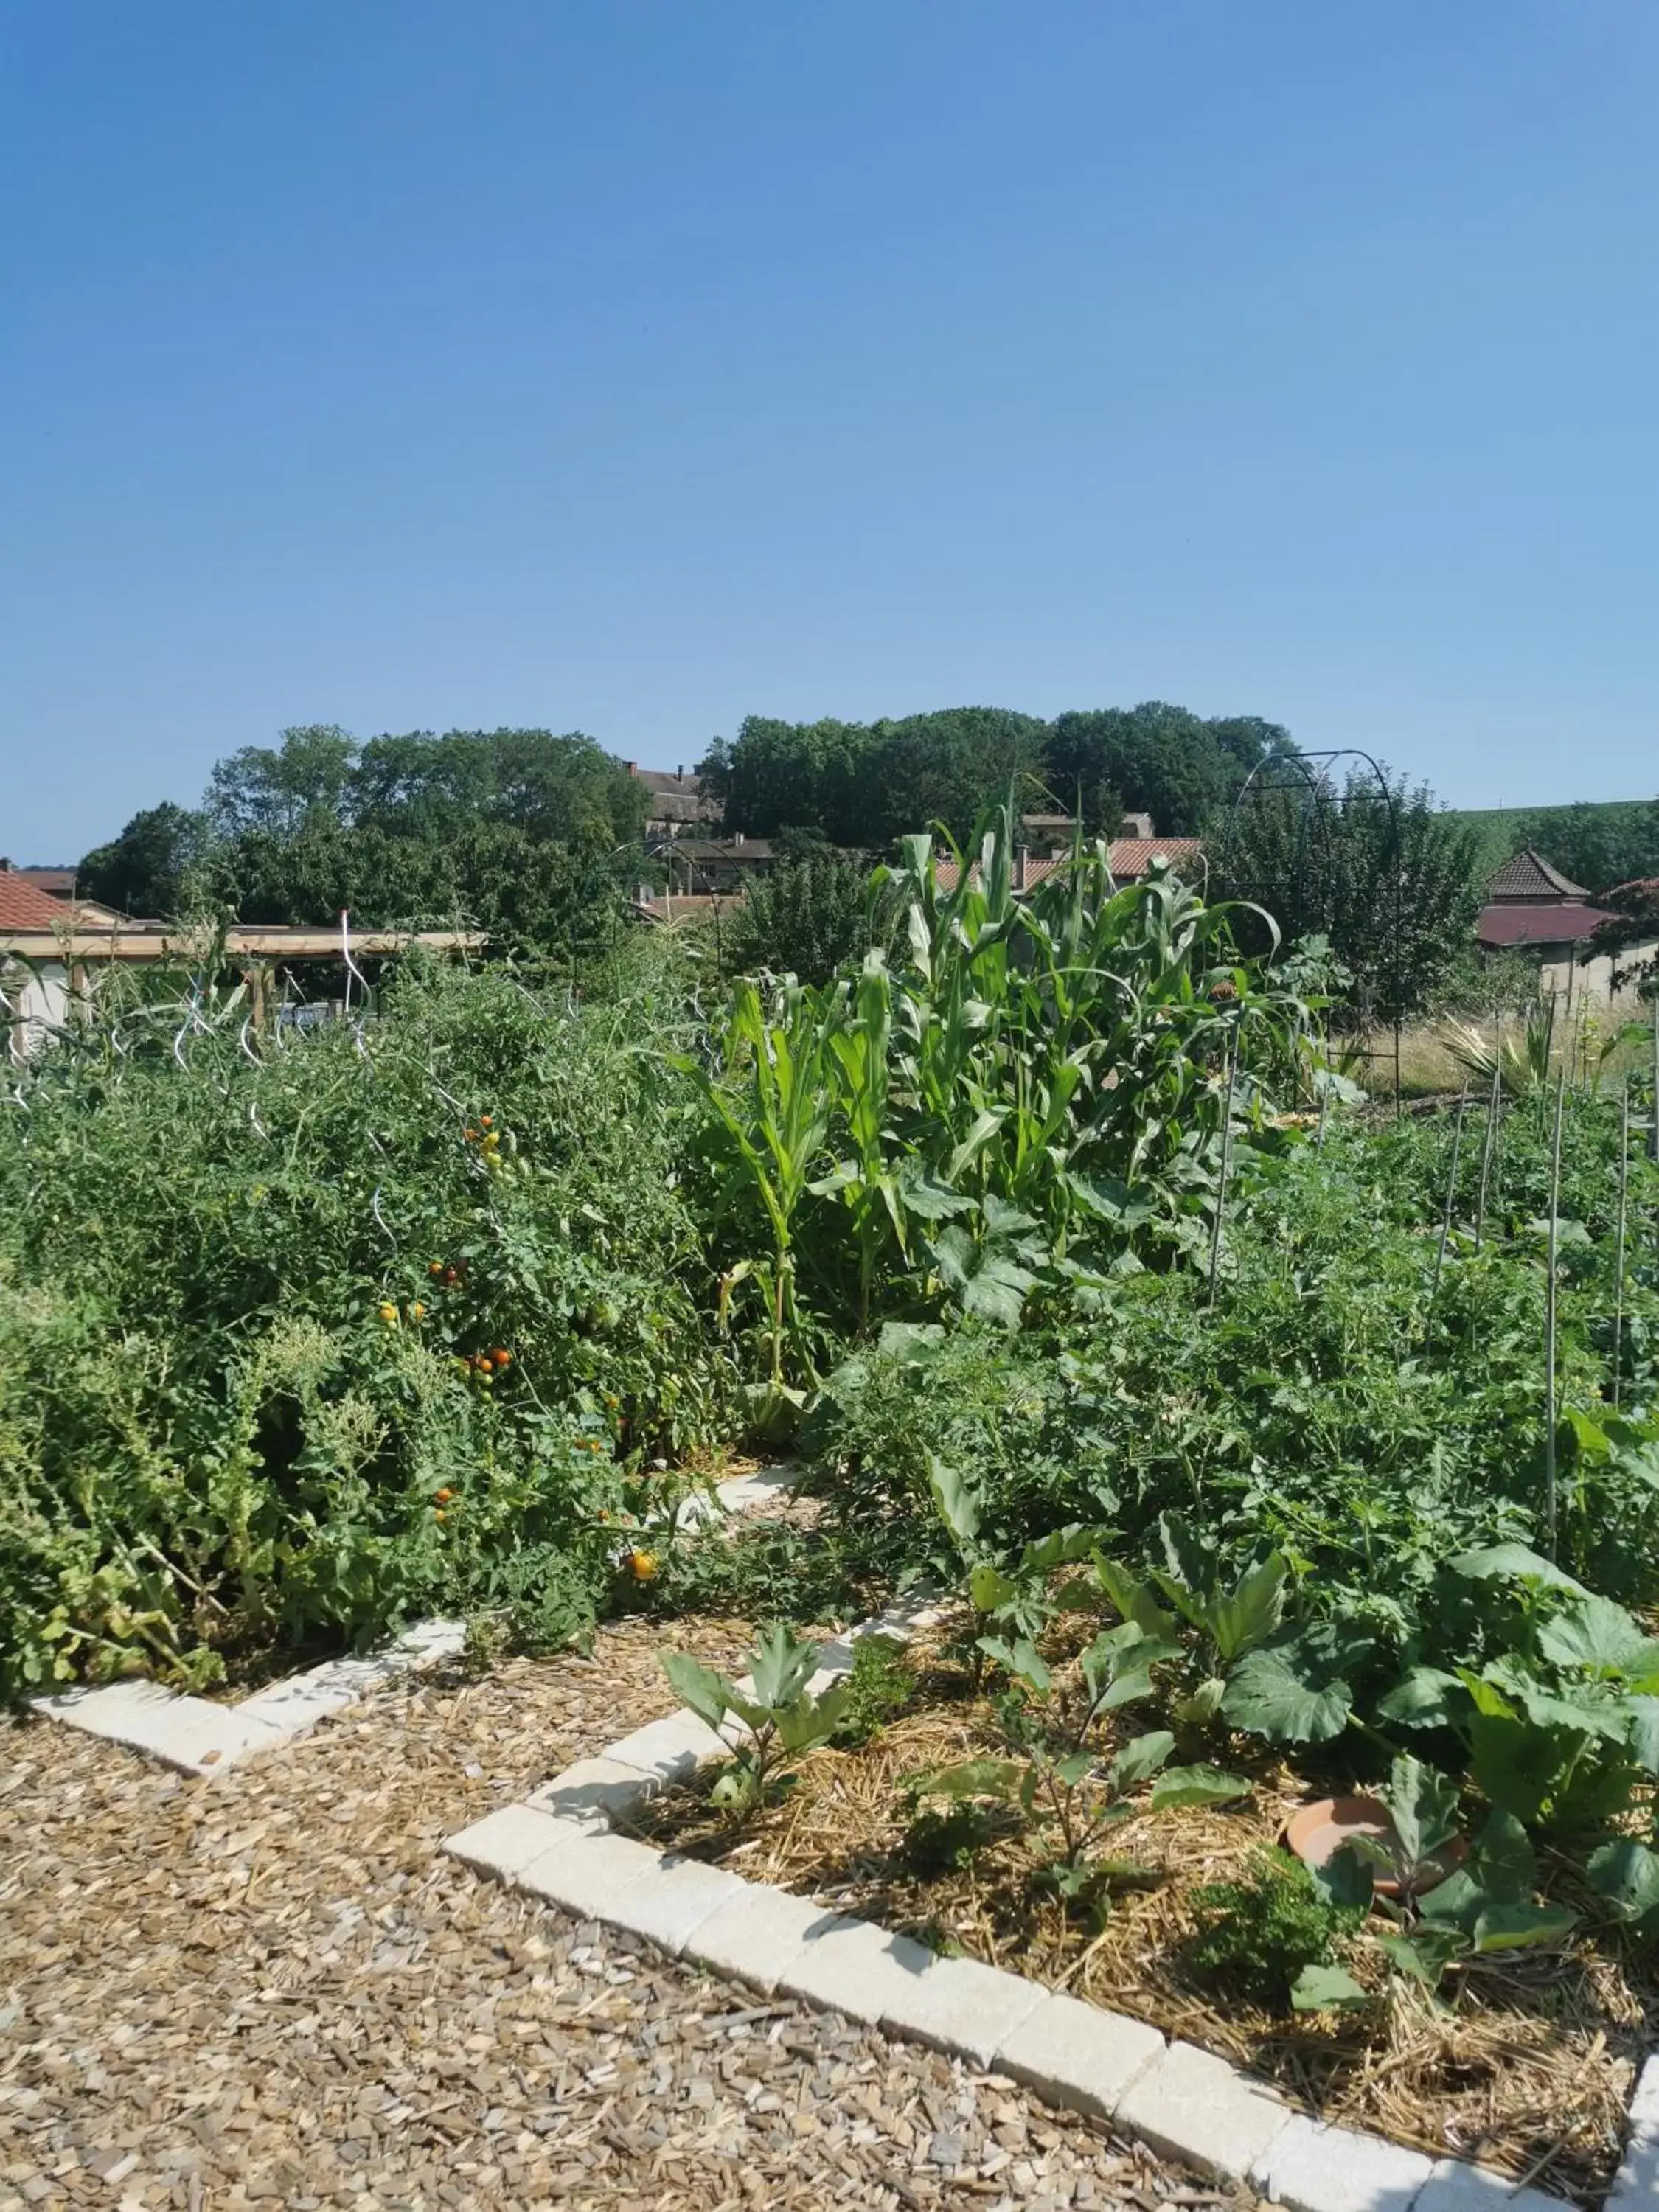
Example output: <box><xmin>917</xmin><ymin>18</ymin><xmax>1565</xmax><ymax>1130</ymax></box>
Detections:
<box><xmin>1613</xmin><ymin>1079</ymin><xmax>1630</xmax><ymax>1410</ymax></box>
<box><xmin>1206</xmin><ymin>1025</ymin><xmax>1239</xmax><ymax>1307</ymax></box>
<box><xmin>1474</xmin><ymin>1032</ymin><xmax>1502</xmax><ymax>1253</ymax></box>
<box><xmin>1543</xmin><ymin>1067</ymin><xmax>1567</xmax><ymax>1557</ymax></box>
<box><xmin>1432</xmin><ymin>1082</ymin><xmax>1470</xmax><ymax>1298</ymax></box>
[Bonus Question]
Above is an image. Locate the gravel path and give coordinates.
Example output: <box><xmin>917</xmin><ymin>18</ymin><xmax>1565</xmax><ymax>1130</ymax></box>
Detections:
<box><xmin>1</xmin><ymin>1618</ymin><xmax>1245</xmax><ymax>2212</ymax></box>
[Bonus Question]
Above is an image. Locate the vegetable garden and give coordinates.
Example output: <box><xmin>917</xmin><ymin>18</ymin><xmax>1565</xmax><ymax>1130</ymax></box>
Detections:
<box><xmin>6</xmin><ymin>807</ymin><xmax>1659</xmax><ymax>2194</ymax></box>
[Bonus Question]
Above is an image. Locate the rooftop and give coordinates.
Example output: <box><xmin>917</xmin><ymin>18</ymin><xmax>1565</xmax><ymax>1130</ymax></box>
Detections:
<box><xmin>1486</xmin><ymin>847</ymin><xmax>1592</xmax><ymax>903</ymax></box>
<box><xmin>1476</xmin><ymin>900</ymin><xmax>1613</xmax><ymax>949</ymax></box>
<box><xmin>0</xmin><ymin>871</ymin><xmax>72</xmax><ymax>931</ymax></box>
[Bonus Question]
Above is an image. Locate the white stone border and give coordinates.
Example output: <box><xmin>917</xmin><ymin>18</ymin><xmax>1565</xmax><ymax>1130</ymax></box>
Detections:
<box><xmin>30</xmin><ymin>1464</ymin><xmax>796</xmax><ymax>1778</ymax></box>
<box><xmin>445</xmin><ymin>1601</ymin><xmax>1645</xmax><ymax>2212</ymax></box>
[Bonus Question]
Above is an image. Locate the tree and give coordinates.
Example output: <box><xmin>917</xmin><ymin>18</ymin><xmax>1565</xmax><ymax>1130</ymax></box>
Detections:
<box><xmin>351</xmin><ymin>728</ymin><xmax>647</xmax><ymax>846</ymax></box>
<box><xmin>721</xmin><ymin>850</ymin><xmax>889</xmax><ymax>985</ymax></box>
<box><xmin>1590</xmin><ymin>880</ymin><xmax>1659</xmax><ymax>998</ymax></box>
<box><xmin>79</xmin><ymin>803</ymin><xmax>212</xmax><ymax>917</ymax></box>
<box><xmin>1504</xmin><ymin>799</ymin><xmax>1659</xmax><ymax>899</ymax></box>
<box><xmin>1047</xmin><ymin>703</ymin><xmax>1292</xmax><ymax>836</ymax></box>
<box><xmin>700</xmin><ymin>717</ymin><xmax>874</xmax><ymax>841</ymax></box>
<box><xmin>702</xmin><ymin>701</ymin><xmax>1297</xmax><ymax>849</ymax></box>
<box><xmin>853</xmin><ymin>708</ymin><xmax>1048</xmax><ymax>848</ymax></box>
<box><xmin>1221</xmin><ymin>771</ymin><xmax>1484</xmax><ymax>1018</ymax></box>
<box><xmin>205</xmin><ymin>725</ymin><xmax>358</xmax><ymax>840</ymax></box>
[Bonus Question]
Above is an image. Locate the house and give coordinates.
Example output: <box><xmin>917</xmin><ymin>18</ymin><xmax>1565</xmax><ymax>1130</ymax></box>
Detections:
<box><xmin>0</xmin><ymin>866</ymin><xmax>74</xmax><ymax>1050</ymax></box>
<box><xmin>1477</xmin><ymin>848</ymin><xmax>1655</xmax><ymax>1008</ymax></box>
<box><xmin>655</xmin><ymin>835</ymin><xmax>779</xmax><ymax>896</ymax></box>
<box><xmin>15</xmin><ymin>866</ymin><xmax>77</xmax><ymax>903</ymax></box>
<box><xmin>934</xmin><ymin>824</ymin><xmax>1206</xmax><ymax>897</ymax></box>
<box><xmin>627</xmin><ymin>763</ymin><xmax>720</xmax><ymax>840</ymax></box>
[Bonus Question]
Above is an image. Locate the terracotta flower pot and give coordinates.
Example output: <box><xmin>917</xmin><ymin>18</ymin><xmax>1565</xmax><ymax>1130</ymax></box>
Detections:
<box><xmin>1283</xmin><ymin>1795</ymin><xmax>1467</xmax><ymax>1899</ymax></box>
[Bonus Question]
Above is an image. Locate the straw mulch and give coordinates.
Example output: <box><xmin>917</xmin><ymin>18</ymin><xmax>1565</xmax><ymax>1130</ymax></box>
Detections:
<box><xmin>636</xmin><ymin>1637</ymin><xmax>1649</xmax><ymax>2203</ymax></box>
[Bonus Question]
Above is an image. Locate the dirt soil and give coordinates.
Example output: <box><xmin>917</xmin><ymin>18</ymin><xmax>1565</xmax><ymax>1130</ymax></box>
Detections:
<box><xmin>1</xmin><ymin>1614</ymin><xmax>1250</xmax><ymax>2212</ymax></box>
<box><xmin>633</xmin><ymin>1633</ymin><xmax>1645</xmax><ymax>2204</ymax></box>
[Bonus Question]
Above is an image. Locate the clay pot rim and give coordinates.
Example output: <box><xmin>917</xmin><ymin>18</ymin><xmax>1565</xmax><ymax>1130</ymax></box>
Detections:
<box><xmin>1282</xmin><ymin>1793</ymin><xmax>1467</xmax><ymax>1899</ymax></box>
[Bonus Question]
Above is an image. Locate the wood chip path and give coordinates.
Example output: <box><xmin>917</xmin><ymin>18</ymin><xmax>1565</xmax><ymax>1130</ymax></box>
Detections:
<box><xmin>1</xmin><ymin>1618</ymin><xmax>1246</xmax><ymax>2212</ymax></box>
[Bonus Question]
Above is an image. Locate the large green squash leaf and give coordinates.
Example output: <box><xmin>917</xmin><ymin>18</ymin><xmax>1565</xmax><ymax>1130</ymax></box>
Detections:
<box><xmin>1222</xmin><ymin>1644</ymin><xmax>1353</xmax><ymax>1745</ymax></box>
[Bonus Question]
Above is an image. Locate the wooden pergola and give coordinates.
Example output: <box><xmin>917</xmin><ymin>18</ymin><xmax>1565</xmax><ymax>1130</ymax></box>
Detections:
<box><xmin>1</xmin><ymin>920</ymin><xmax>484</xmax><ymax>1029</ymax></box>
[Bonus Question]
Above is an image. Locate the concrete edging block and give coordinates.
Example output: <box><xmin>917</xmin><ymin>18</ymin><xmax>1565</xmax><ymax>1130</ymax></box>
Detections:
<box><xmin>31</xmin><ymin>1618</ymin><xmax>467</xmax><ymax>1775</ymax></box>
<box><xmin>874</xmin><ymin>1952</ymin><xmax>1048</xmax><ymax>2069</ymax></box>
<box><xmin>993</xmin><ymin>1989</ymin><xmax>1166</xmax><ymax>2117</ymax></box>
<box><xmin>515</xmin><ymin>1828</ymin><xmax>679</xmax><ymax>1919</ymax></box>
<box><xmin>601</xmin><ymin>1853</ymin><xmax>748</xmax><ymax>1957</ymax></box>
<box><xmin>29</xmin><ymin>1682</ymin><xmax>288</xmax><ymax>1778</ymax></box>
<box><xmin>1416</xmin><ymin>2156</ymin><xmax>1570</xmax><ymax>2212</ymax></box>
<box><xmin>445</xmin><ymin>1802</ymin><xmax>591</xmax><ymax>1882</ymax></box>
<box><xmin>524</xmin><ymin>1756</ymin><xmax>662</xmax><ymax>1829</ymax></box>
<box><xmin>1251</xmin><ymin>2112</ymin><xmax>1434</xmax><ymax>2212</ymax></box>
<box><xmin>771</xmin><ymin>1911</ymin><xmax>939</xmax><ymax>2024</ymax></box>
<box><xmin>602</xmin><ymin>1711</ymin><xmax>727</xmax><ymax>1783</ymax></box>
<box><xmin>675</xmin><ymin>1880</ymin><xmax>842</xmax><ymax>1995</ymax></box>
<box><xmin>1113</xmin><ymin>2038</ymin><xmax>1293</xmax><ymax>2183</ymax></box>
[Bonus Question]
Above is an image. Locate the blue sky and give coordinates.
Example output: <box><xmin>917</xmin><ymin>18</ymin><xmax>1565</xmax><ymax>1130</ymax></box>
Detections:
<box><xmin>4</xmin><ymin>1</ymin><xmax>1656</xmax><ymax>861</ymax></box>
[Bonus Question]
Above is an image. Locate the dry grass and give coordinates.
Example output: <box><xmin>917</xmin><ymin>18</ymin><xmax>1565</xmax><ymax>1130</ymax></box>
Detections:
<box><xmin>634</xmin><ymin>1635</ymin><xmax>1648</xmax><ymax>2202</ymax></box>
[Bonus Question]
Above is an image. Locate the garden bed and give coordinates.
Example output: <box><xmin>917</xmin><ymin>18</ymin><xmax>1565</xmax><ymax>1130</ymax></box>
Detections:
<box><xmin>631</xmin><ymin>1621</ymin><xmax>1649</xmax><ymax>2202</ymax></box>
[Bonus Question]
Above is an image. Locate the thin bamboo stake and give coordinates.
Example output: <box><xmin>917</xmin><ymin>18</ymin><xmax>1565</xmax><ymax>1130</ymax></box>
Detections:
<box><xmin>1206</xmin><ymin>1026</ymin><xmax>1239</xmax><ymax>1308</ymax></box>
<box><xmin>1433</xmin><ymin>1082</ymin><xmax>1470</xmax><ymax>1298</ymax></box>
<box><xmin>1613</xmin><ymin>1079</ymin><xmax>1630</xmax><ymax>1411</ymax></box>
<box><xmin>1474</xmin><ymin>1024</ymin><xmax>1503</xmax><ymax>1253</ymax></box>
<box><xmin>1543</xmin><ymin>1067</ymin><xmax>1567</xmax><ymax>1557</ymax></box>
<box><xmin>1651</xmin><ymin>999</ymin><xmax>1659</xmax><ymax>1166</ymax></box>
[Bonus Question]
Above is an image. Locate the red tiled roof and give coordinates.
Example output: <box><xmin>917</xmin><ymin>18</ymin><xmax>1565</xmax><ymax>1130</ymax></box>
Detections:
<box><xmin>1476</xmin><ymin>901</ymin><xmax>1613</xmax><ymax>948</ymax></box>
<box><xmin>933</xmin><ymin>856</ymin><xmax>1068</xmax><ymax>894</ymax></box>
<box><xmin>931</xmin><ymin>840</ymin><xmax>1203</xmax><ymax>897</ymax></box>
<box><xmin>1107</xmin><ymin>837</ymin><xmax>1206</xmax><ymax>878</ymax></box>
<box><xmin>0</xmin><ymin>872</ymin><xmax>71</xmax><ymax>931</ymax></box>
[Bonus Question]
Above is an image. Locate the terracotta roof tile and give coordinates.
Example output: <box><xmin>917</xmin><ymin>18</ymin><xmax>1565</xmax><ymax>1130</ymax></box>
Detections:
<box><xmin>1107</xmin><ymin>837</ymin><xmax>1206</xmax><ymax>877</ymax></box>
<box><xmin>0</xmin><ymin>872</ymin><xmax>72</xmax><ymax>931</ymax></box>
<box><xmin>1486</xmin><ymin>847</ymin><xmax>1590</xmax><ymax>902</ymax></box>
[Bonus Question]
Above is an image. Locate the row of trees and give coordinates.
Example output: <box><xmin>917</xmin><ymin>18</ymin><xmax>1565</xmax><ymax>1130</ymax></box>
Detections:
<box><xmin>1498</xmin><ymin>798</ymin><xmax>1659</xmax><ymax>900</ymax></box>
<box><xmin>80</xmin><ymin>726</ymin><xmax>650</xmax><ymax>954</ymax></box>
<box><xmin>69</xmin><ymin>707</ymin><xmax>1541</xmax><ymax>1018</ymax></box>
<box><xmin>698</xmin><ymin>701</ymin><xmax>1295</xmax><ymax>846</ymax></box>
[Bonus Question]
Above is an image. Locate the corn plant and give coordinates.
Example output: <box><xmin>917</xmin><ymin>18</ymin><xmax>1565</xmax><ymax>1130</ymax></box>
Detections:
<box><xmin>816</xmin><ymin>952</ymin><xmax>899</xmax><ymax>1333</ymax></box>
<box><xmin>676</xmin><ymin>975</ymin><xmax>837</xmax><ymax>1405</ymax></box>
<box><xmin>874</xmin><ymin>800</ymin><xmax>1311</xmax><ymax>1272</ymax></box>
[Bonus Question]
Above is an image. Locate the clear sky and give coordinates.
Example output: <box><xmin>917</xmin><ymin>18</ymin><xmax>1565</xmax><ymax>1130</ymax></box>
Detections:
<box><xmin>4</xmin><ymin>1</ymin><xmax>1657</xmax><ymax>862</ymax></box>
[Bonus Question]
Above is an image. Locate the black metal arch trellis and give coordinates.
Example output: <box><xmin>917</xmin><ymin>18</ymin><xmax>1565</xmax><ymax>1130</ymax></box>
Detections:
<box><xmin>1220</xmin><ymin>747</ymin><xmax>1405</xmax><ymax>1110</ymax></box>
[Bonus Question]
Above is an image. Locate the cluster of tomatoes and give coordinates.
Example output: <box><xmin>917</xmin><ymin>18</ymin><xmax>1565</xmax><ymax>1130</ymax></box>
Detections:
<box><xmin>464</xmin><ymin>1113</ymin><xmax>505</xmax><ymax>1173</ymax></box>
<box><xmin>432</xmin><ymin>1484</ymin><xmax>459</xmax><ymax>1526</ymax></box>
<box><xmin>455</xmin><ymin>1346</ymin><xmax>513</xmax><ymax>1388</ymax></box>
<box><xmin>428</xmin><ymin>1256</ymin><xmax>469</xmax><ymax>1290</ymax></box>
<box><xmin>378</xmin><ymin>1298</ymin><xmax>428</xmax><ymax>1326</ymax></box>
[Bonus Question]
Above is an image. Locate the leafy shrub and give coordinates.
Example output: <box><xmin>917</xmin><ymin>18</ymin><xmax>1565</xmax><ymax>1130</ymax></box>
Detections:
<box><xmin>900</xmin><ymin>1802</ymin><xmax>992</xmax><ymax>1878</ymax></box>
<box><xmin>1188</xmin><ymin>1851</ymin><xmax>1363</xmax><ymax>2010</ymax></box>
<box><xmin>832</xmin><ymin>1632</ymin><xmax>914</xmax><ymax>1746</ymax></box>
